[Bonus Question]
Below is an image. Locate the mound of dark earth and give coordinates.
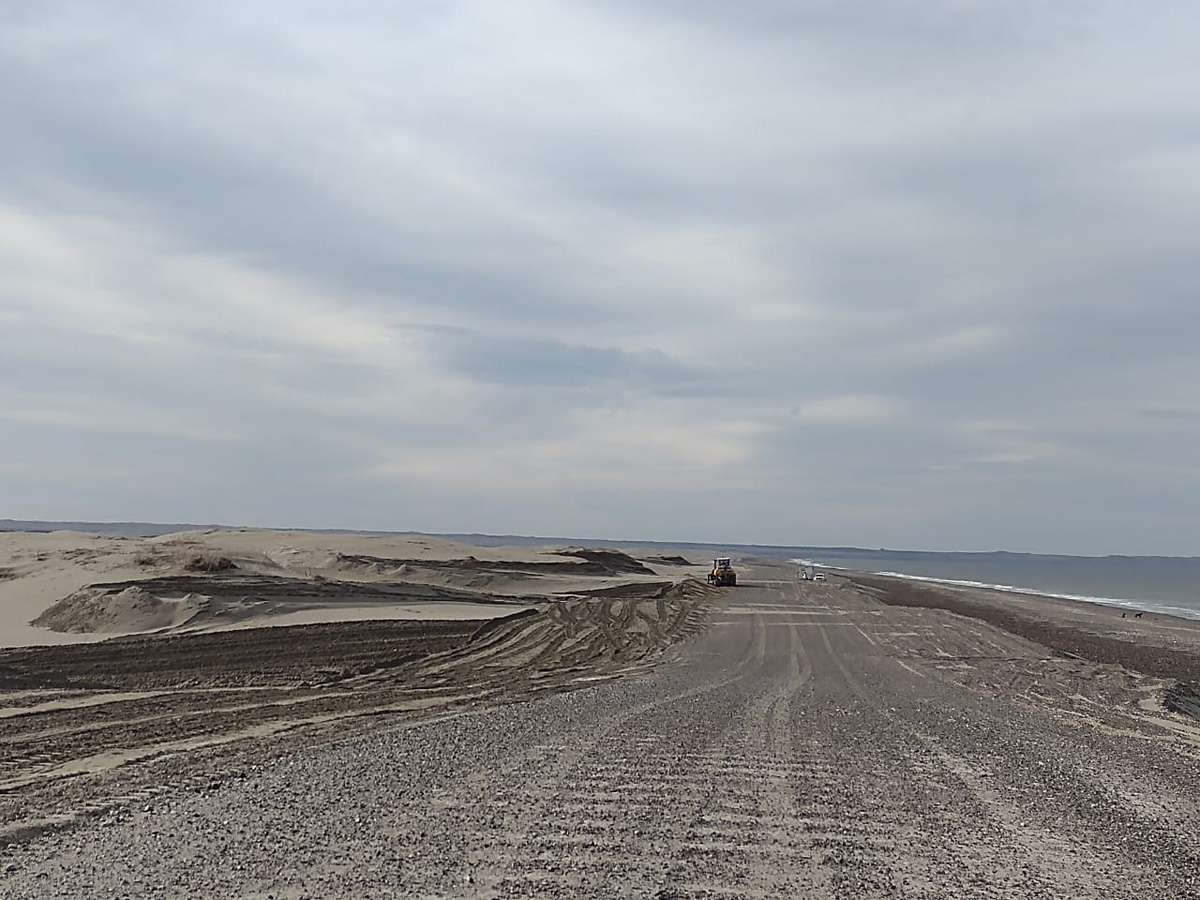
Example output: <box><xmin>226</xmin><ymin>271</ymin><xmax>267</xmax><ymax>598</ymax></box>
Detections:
<box><xmin>1166</xmin><ymin>684</ymin><xmax>1200</xmax><ymax>721</ymax></box>
<box><xmin>646</xmin><ymin>555</ymin><xmax>693</xmax><ymax>566</ymax></box>
<box><xmin>335</xmin><ymin>546</ymin><xmax>656</xmax><ymax>578</ymax></box>
<box><xmin>574</xmin><ymin>581</ymin><xmax>675</xmax><ymax>599</ymax></box>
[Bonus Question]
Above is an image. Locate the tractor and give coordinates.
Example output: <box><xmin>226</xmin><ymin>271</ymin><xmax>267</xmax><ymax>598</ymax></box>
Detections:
<box><xmin>707</xmin><ymin>557</ymin><xmax>737</xmax><ymax>587</ymax></box>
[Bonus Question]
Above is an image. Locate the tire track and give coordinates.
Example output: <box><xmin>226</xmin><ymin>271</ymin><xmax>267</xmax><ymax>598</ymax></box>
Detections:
<box><xmin>0</xmin><ymin>582</ymin><xmax>718</xmax><ymax>844</ymax></box>
<box><xmin>455</xmin><ymin>608</ymin><xmax>769</xmax><ymax>896</ymax></box>
<box><xmin>827</xmin><ymin>587</ymin><xmax>1200</xmax><ymax>876</ymax></box>
<box><xmin>6</xmin><ymin>566</ymin><xmax>1200</xmax><ymax>897</ymax></box>
<box><xmin>807</xmin><ymin>610</ymin><xmax>1127</xmax><ymax>897</ymax></box>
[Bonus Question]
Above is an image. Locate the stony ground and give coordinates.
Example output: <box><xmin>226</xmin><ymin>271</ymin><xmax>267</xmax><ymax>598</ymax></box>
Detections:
<box><xmin>0</xmin><ymin>580</ymin><xmax>710</xmax><ymax>841</ymax></box>
<box><xmin>3</xmin><ymin>567</ymin><xmax>1200</xmax><ymax>898</ymax></box>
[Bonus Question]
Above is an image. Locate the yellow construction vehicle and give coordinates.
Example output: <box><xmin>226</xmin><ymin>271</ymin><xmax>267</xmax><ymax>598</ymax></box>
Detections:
<box><xmin>707</xmin><ymin>557</ymin><xmax>737</xmax><ymax>587</ymax></box>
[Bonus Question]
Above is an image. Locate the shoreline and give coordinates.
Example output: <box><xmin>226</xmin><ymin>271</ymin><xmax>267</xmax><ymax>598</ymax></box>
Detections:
<box><xmin>847</xmin><ymin>570</ymin><xmax>1200</xmax><ymax>696</ymax></box>
<box><xmin>810</xmin><ymin>561</ymin><xmax>1200</xmax><ymax>622</ymax></box>
<box><xmin>851</xmin><ymin>568</ymin><xmax>1200</xmax><ymax>622</ymax></box>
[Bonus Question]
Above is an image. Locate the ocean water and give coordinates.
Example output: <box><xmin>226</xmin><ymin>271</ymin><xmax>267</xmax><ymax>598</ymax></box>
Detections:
<box><xmin>790</xmin><ymin>549</ymin><xmax>1200</xmax><ymax>622</ymax></box>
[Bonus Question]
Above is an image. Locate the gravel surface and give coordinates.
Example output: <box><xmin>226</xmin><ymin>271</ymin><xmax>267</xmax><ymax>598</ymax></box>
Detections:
<box><xmin>0</xmin><ymin>581</ymin><xmax>712</xmax><ymax>842</ymax></box>
<box><xmin>3</xmin><ymin>568</ymin><xmax>1200</xmax><ymax>897</ymax></box>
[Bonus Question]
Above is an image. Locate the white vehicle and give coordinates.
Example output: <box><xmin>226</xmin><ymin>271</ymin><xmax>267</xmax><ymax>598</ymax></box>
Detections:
<box><xmin>813</xmin><ymin>572</ymin><xmax>826</xmax><ymax>582</ymax></box>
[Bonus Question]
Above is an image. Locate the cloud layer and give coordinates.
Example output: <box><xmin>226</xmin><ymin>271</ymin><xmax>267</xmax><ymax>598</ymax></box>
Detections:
<box><xmin>3</xmin><ymin>1</ymin><xmax>1199</xmax><ymax>554</ymax></box>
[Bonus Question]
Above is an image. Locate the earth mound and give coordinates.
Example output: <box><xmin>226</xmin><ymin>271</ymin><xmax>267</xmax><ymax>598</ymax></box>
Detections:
<box><xmin>32</xmin><ymin>586</ymin><xmax>207</xmax><ymax>634</ymax></box>
<box><xmin>646</xmin><ymin>554</ymin><xmax>693</xmax><ymax>566</ymax></box>
<box><xmin>331</xmin><ymin>547</ymin><xmax>657</xmax><ymax>580</ymax></box>
<box><xmin>548</xmin><ymin>547</ymin><xmax>657</xmax><ymax>575</ymax></box>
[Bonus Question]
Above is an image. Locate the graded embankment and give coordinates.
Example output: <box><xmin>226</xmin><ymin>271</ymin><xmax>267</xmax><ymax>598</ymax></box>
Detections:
<box><xmin>0</xmin><ymin>580</ymin><xmax>715</xmax><ymax>844</ymax></box>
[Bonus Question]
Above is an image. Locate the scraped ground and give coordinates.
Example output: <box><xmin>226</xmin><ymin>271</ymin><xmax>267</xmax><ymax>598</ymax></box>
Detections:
<box><xmin>0</xmin><ymin>579</ymin><xmax>711</xmax><ymax>843</ymax></box>
<box><xmin>4</xmin><ymin>564</ymin><xmax>1200</xmax><ymax>898</ymax></box>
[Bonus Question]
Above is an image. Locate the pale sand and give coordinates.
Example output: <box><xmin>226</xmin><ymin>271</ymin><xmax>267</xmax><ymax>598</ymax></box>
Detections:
<box><xmin>177</xmin><ymin>602</ymin><xmax>523</xmax><ymax>632</ymax></box>
<box><xmin>0</xmin><ymin>532</ymin><xmax>153</xmax><ymax>648</ymax></box>
<box><xmin>0</xmin><ymin>529</ymin><xmax>671</xmax><ymax>648</ymax></box>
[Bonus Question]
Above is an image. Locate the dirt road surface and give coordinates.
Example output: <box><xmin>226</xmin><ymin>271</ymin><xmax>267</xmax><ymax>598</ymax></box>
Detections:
<box><xmin>4</xmin><ymin>566</ymin><xmax>1200</xmax><ymax>898</ymax></box>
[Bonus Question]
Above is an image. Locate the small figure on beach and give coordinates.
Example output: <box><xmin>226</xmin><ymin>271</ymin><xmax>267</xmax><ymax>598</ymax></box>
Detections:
<box><xmin>1135</xmin><ymin>612</ymin><xmax>1144</xmax><ymax>618</ymax></box>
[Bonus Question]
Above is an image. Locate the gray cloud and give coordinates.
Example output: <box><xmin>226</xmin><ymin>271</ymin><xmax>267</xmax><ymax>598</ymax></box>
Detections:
<box><xmin>429</xmin><ymin>328</ymin><xmax>698</xmax><ymax>391</ymax></box>
<box><xmin>3</xmin><ymin>1</ymin><xmax>1200</xmax><ymax>552</ymax></box>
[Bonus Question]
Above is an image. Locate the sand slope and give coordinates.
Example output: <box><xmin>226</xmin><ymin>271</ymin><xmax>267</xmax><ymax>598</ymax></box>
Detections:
<box><xmin>0</xmin><ymin>579</ymin><xmax>716</xmax><ymax>841</ymax></box>
<box><xmin>33</xmin><ymin>587</ymin><xmax>207</xmax><ymax>634</ymax></box>
<box><xmin>0</xmin><ymin>529</ymin><xmax>680</xmax><ymax>647</ymax></box>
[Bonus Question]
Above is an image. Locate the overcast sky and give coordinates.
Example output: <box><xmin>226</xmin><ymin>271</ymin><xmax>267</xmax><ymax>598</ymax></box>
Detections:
<box><xmin>3</xmin><ymin>1</ymin><xmax>1199</xmax><ymax>555</ymax></box>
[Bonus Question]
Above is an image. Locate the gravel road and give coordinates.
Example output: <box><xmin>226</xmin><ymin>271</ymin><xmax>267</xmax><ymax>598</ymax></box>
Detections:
<box><xmin>4</xmin><ymin>568</ymin><xmax>1200</xmax><ymax>898</ymax></box>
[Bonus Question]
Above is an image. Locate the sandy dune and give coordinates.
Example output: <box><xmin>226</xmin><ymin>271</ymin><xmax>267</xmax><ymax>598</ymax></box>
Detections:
<box><xmin>0</xmin><ymin>529</ymin><xmax>685</xmax><ymax>648</ymax></box>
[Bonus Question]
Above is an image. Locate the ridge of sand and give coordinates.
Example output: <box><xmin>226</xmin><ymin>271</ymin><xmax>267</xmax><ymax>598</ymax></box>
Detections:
<box><xmin>0</xmin><ymin>529</ymin><xmax>687</xmax><ymax>648</ymax></box>
<box><xmin>32</xmin><ymin>587</ymin><xmax>208</xmax><ymax>634</ymax></box>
